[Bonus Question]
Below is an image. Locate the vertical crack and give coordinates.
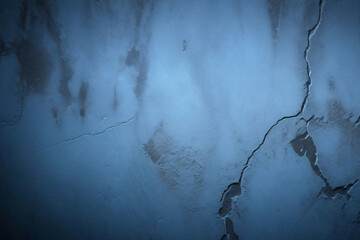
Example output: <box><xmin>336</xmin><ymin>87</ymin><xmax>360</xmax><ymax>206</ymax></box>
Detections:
<box><xmin>217</xmin><ymin>0</ymin><xmax>326</xmax><ymax>238</ymax></box>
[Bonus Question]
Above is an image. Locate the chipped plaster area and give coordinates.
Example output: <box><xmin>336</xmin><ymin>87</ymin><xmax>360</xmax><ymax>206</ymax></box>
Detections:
<box><xmin>229</xmin><ymin>118</ymin><xmax>360</xmax><ymax>240</ymax></box>
<box><xmin>218</xmin><ymin>0</ymin><xmax>326</xmax><ymax>235</ymax></box>
<box><xmin>218</xmin><ymin>0</ymin><xmax>359</xmax><ymax>238</ymax></box>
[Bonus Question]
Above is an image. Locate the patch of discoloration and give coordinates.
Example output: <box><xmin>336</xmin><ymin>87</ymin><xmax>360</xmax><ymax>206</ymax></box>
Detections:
<box><xmin>78</xmin><ymin>81</ymin><xmax>89</xmax><ymax>117</ymax></box>
<box><xmin>0</xmin><ymin>39</ymin><xmax>10</xmax><ymax>57</ymax></box>
<box><xmin>19</xmin><ymin>0</ymin><xmax>29</xmax><ymax>31</ymax></box>
<box><xmin>51</xmin><ymin>107</ymin><xmax>60</xmax><ymax>126</ymax></box>
<box><xmin>125</xmin><ymin>46</ymin><xmax>147</xmax><ymax>98</ymax></box>
<box><xmin>143</xmin><ymin>124</ymin><xmax>204</xmax><ymax>189</ymax></box>
<box><xmin>51</xmin><ymin>107</ymin><xmax>57</xmax><ymax>119</ymax></box>
<box><xmin>125</xmin><ymin>46</ymin><xmax>140</xmax><ymax>66</ymax></box>
<box><xmin>133</xmin><ymin>0</ymin><xmax>145</xmax><ymax>26</ymax></box>
<box><xmin>328</xmin><ymin>77</ymin><xmax>335</xmax><ymax>91</ymax></box>
<box><xmin>16</xmin><ymin>40</ymin><xmax>52</xmax><ymax>94</ymax></box>
<box><xmin>352</xmin><ymin>211</ymin><xmax>360</xmax><ymax>224</ymax></box>
<box><xmin>31</xmin><ymin>0</ymin><xmax>74</xmax><ymax>105</ymax></box>
<box><xmin>326</xmin><ymin>100</ymin><xmax>360</xmax><ymax>148</ymax></box>
<box><xmin>144</xmin><ymin>138</ymin><xmax>162</xmax><ymax>163</ymax></box>
<box><xmin>182</xmin><ymin>40</ymin><xmax>187</xmax><ymax>52</ymax></box>
<box><xmin>327</xmin><ymin>100</ymin><xmax>349</xmax><ymax>123</ymax></box>
<box><xmin>36</xmin><ymin>0</ymin><xmax>59</xmax><ymax>41</ymax></box>
<box><xmin>267</xmin><ymin>0</ymin><xmax>283</xmax><ymax>39</ymax></box>
<box><xmin>134</xmin><ymin>62</ymin><xmax>147</xmax><ymax>98</ymax></box>
<box><xmin>58</xmin><ymin>60</ymin><xmax>73</xmax><ymax>105</ymax></box>
<box><xmin>112</xmin><ymin>88</ymin><xmax>119</xmax><ymax>111</ymax></box>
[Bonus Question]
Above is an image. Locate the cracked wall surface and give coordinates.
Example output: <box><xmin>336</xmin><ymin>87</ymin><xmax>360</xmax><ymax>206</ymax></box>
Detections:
<box><xmin>0</xmin><ymin>0</ymin><xmax>359</xmax><ymax>239</ymax></box>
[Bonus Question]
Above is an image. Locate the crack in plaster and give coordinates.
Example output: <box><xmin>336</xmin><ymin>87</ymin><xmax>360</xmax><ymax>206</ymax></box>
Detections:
<box><xmin>217</xmin><ymin>0</ymin><xmax>326</xmax><ymax>237</ymax></box>
<box><xmin>48</xmin><ymin>116</ymin><xmax>135</xmax><ymax>148</ymax></box>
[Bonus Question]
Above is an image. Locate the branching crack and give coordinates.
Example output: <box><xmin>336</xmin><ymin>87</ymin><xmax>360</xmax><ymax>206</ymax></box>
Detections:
<box><xmin>48</xmin><ymin>116</ymin><xmax>135</xmax><ymax>148</ymax></box>
<box><xmin>217</xmin><ymin>0</ymin><xmax>326</xmax><ymax>238</ymax></box>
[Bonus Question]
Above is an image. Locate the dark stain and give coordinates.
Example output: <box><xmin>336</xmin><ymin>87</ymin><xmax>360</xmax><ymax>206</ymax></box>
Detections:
<box><xmin>113</xmin><ymin>88</ymin><xmax>119</xmax><ymax>111</ymax></box>
<box><xmin>0</xmin><ymin>39</ymin><xmax>10</xmax><ymax>57</ymax></box>
<box><xmin>51</xmin><ymin>107</ymin><xmax>60</xmax><ymax>126</ymax></box>
<box><xmin>79</xmin><ymin>108</ymin><xmax>85</xmax><ymax>118</ymax></box>
<box><xmin>19</xmin><ymin>0</ymin><xmax>29</xmax><ymax>31</ymax></box>
<box><xmin>34</xmin><ymin>0</ymin><xmax>73</xmax><ymax>105</ymax></box>
<box><xmin>125</xmin><ymin>46</ymin><xmax>140</xmax><ymax>66</ymax></box>
<box><xmin>144</xmin><ymin>138</ymin><xmax>161</xmax><ymax>163</ymax></box>
<box><xmin>143</xmin><ymin>123</ymin><xmax>204</xmax><ymax>188</ymax></box>
<box><xmin>51</xmin><ymin>107</ymin><xmax>57</xmax><ymax>119</ymax></box>
<box><xmin>328</xmin><ymin>77</ymin><xmax>335</xmax><ymax>91</ymax></box>
<box><xmin>134</xmin><ymin>63</ymin><xmax>147</xmax><ymax>98</ymax></box>
<box><xmin>78</xmin><ymin>81</ymin><xmax>89</xmax><ymax>117</ymax></box>
<box><xmin>36</xmin><ymin>0</ymin><xmax>59</xmax><ymax>41</ymax></box>
<box><xmin>182</xmin><ymin>40</ymin><xmax>187</xmax><ymax>52</ymax></box>
<box><xmin>143</xmin><ymin>123</ymin><xmax>168</xmax><ymax>164</ymax></box>
<box><xmin>30</xmin><ymin>12</ymin><xmax>38</xmax><ymax>28</ymax></box>
<box><xmin>352</xmin><ymin>211</ymin><xmax>360</xmax><ymax>224</ymax></box>
<box><xmin>79</xmin><ymin>81</ymin><xmax>88</xmax><ymax>105</ymax></box>
<box><xmin>327</xmin><ymin>100</ymin><xmax>350</xmax><ymax>124</ymax></box>
<box><xmin>16</xmin><ymin>40</ymin><xmax>52</xmax><ymax>94</ymax></box>
<box><xmin>218</xmin><ymin>183</ymin><xmax>240</xmax><ymax>217</ymax></box>
<box><xmin>133</xmin><ymin>0</ymin><xmax>145</xmax><ymax>27</ymax></box>
<box><xmin>58</xmin><ymin>60</ymin><xmax>73</xmax><ymax>105</ymax></box>
<box><xmin>267</xmin><ymin>0</ymin><xmax>283</xmax><ymax>39</ymax></box>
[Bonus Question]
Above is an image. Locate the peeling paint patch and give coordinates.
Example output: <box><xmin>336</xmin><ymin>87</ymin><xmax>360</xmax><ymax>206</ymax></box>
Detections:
<box><xmin>218</xmin><ymin>183</ymin><xmax>240</xmax><ymax>217</ymax></box>
<box><xmin>291</xmin><ymin>131</ymin><xmax>358</xmax><ymax>200</ymax></box>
